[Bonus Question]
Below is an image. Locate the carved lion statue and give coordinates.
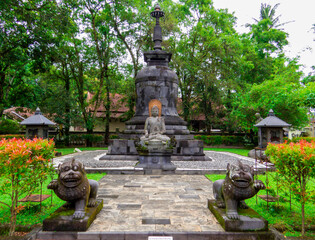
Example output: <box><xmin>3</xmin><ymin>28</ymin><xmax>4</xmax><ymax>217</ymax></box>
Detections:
<box><xmin>48</xmin><ymin>158</ymin><xmax>99</xmax><ymax>219</ymax></box>
<box><xmin>213</xmin><ymin>161</ymin><xmax>265</xmax><ymax>220</ymax></box>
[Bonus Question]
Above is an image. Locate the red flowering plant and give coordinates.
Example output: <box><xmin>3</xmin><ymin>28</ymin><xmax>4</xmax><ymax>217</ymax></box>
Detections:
<box><xmin>265</xmin><ymin>140</ymin><xmax>315</xmax><ymax>236</ymax></box>
<box><xmin>0</xmin><ymin>138</ymin><xmax>55</xmax><ymax>236</ymax></box>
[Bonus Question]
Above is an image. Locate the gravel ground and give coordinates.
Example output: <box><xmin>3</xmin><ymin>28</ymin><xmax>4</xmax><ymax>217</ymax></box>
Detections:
<box><xmin>53</xmin><ymin>150</ymin><xmax>266</xmax><ymax>170</ymax></box>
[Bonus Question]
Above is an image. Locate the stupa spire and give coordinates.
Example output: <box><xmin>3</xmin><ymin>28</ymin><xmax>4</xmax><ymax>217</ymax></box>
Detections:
<box><xmin>150</xmin><ymin>3</ymin><xmax>164</xmax><ymax>50</ymax></box>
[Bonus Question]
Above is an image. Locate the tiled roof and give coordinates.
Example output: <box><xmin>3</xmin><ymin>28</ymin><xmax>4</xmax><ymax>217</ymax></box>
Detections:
<box><xmin>254</xmin><ymin>109</ymin><xmax>291</xmax><ymax>127</ymax></box>
<box><xmin>20</xmin><ymin>108</ymin><xmax>56</xmax><ymax>126</ymax></box>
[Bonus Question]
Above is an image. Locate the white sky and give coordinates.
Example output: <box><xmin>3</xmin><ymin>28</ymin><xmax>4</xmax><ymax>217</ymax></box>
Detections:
<box><xmin>213</xmin><ymin>0</ymin><xmax>315</xmax><ymax>76</ymax></box>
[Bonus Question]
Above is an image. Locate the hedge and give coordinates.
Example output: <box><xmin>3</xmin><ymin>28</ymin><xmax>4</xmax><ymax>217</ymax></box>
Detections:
<box><xmin>0</xmin><ymin>118</ymin><xmax>20</xmax><ymax>134</ymax></box>
<box><xmin>194</xmin><ymin>135</ymin><xmax>245</xmax><ymax>146</ymax></box>
<box><xmin>0</xmin><ymin>134</ymin><xmax>25</xmax><ymax>140</ymax></box>
<box><xmin>284</xmin><ymin>137</ymin><xmax>315</xmax><ymax>143</ymax></box>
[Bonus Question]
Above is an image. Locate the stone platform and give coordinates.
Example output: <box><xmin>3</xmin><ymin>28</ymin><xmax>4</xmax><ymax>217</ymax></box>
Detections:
<box><xmin>208</xmin><ymin>199</ymin><xmax>268</xmax><ymax>232</ymax></box>
<box><xmin>52</xmin><ymin>150</ymin><xmax>269</xmax><ymax>175</ymax></box>
<box><xmin>43</xmin><ymin>200</ymin><xmax>103</xmax><ymax>231</ymax></box>
<box><xmin>36</xmin><ymin>175</ymin><xmax>275</xmax><ymax>240</ymax></box>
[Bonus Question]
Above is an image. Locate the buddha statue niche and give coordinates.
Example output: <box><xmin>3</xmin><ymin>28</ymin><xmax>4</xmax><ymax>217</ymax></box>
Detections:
<box><xmin>140</xmin><ymin>105</ymin><xmax>170</xmax><ymax>144</ymax></box>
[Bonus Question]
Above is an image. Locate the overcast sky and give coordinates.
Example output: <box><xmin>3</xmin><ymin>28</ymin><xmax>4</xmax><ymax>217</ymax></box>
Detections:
<box><xmin>212</xmin><ymin>0</ymin><xmax>315</xmax><ymax>76</ymax></box>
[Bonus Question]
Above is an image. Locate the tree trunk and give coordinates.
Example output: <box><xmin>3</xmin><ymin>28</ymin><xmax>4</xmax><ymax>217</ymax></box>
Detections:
<box><xmin>104</xmin><ymin>72</ymin><xmax>111</xmax><ymax>145</ymax></box>
<box><xmin>64</xmin><ymin>65</ymin><xmax>71</xmax><ymax>146</ymax></box>
<box><xmin>104</xmin><ymin>90</ymin><xmax>110</xmax><ymax>145</ymax></box>
<box><xmin>301</xmin><ymin>202</ymin><xmax>305</xmax><ymax>236</ymax></box>
<box><xmin>86</xmin><ymin>127</ymin><xmax>93</xmax><ymax>147</ymax></box>
<box><xmin>9</xmin><ymin>179</ymin><xmax>18</xmax><ymax>236</ymax></box>
<box><xmin>0</xmin><ymin>70</ymin><xmax>6</xmax><ymax>118</ymax></box>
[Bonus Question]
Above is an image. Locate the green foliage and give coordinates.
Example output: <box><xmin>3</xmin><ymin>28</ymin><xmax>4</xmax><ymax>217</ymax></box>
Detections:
<box><xmin>194</xmin><ymin>135</ymin><xmax>245</xmax><ymax>146</ymax></box>
<box><xmin>284</xmin><ymin>137</ymin><xmax>315</xmax><ymax>143</ymax></box>
<box><xmin>0</xmin><ymin>138</ymin><xmax>55</xmax><ymax>236</ymax></box>
<box><xmin>0</xmin><ymin>173</ymin><xmax>106</xmax><ymax>235</ymax></box>
<box><xmin>0</xmin><ymin>0</ymin><xmax>71</xmax><ymax>116</ymax></box>
<box><xmin>0</xmin><ymin>0</ymin><xmax>308</xmax><ymax>135</ymax></box>
<box><xmin>265</xmin><ymin>140</ymin><xmax>315</xmax><ymax>236</ymax></box>
<box><xmin>231</xmin><ymin>59</ymin><xmax>308</xmax><ymax>132</ymax></box>
<box><xmin>0</xmin><ymin>135</ymin><xmax>24</xmax><ymax>140</ymax></box>
<box><xmin>109</xmin><ymin>134</ymin><xmax>119</xmax><ymax>139</ymax></box>
<box><xmin>0</xmin><ymin>118</ymin><xmax>20</xmax><ymax>134</ymax></box>
<box><xmin>81</xmin><ymin>134</ymin><xmax>103</xmax><ymax>144</ymax></box>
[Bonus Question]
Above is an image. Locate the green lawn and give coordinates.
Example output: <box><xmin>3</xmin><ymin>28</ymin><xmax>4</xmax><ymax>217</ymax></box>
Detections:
<box><xmin>55</xmin><ymin>147</ymin><xmax>108</xmax><ymax>156</ymax></box>
<box><xmin>206</xmin><ymin>174</ymin><xmax>315</xmax><ymax>238</ymax></box>
<box><xmin>204</xmin><ymin>147</ymin><xmax>250</xmax><ymax>157</ymax></box>
<box><xmin>0</xmin><ymin>173</ymin><xmax>106</xmax><ymax>234</ymax></box>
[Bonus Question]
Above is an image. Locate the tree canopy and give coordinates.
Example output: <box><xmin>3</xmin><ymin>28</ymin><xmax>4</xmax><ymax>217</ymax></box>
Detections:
<box><xmin>0</xmin><ymin>0</ymin><xmax>312</xmax><ymax>141</ymax></box>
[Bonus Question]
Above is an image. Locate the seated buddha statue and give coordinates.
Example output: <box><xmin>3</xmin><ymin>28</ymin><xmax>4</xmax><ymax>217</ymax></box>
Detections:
<box><xmin>140</xmin><ymin>105</ymin><xmax>170</xmax><ymax>144</ymax></box>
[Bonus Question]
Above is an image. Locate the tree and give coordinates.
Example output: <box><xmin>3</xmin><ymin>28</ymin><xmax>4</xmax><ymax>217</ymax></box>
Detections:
<box><xmin>107</xmin><ymin>0</ymin><xmax>153</xmax><ymax>120</ymax></box>
<box><xmin>253</xmin><ymin>3</ymin><xmax>293</xmax><ymax>30</ymax></box>
<box><xmin>166</xmin><ymin>0</ymin><xmax>251</xmax><ymax>132</ymax></box>
<box><xmin>83</xmin><ymin>0</ymin><xmax>124</xmax><ymax>144</ymax></box>
<box><xmin>231</xmin><ymin>59</ymin><xmax>309</xmax><ymax>132</ymax></box>
<box><xmin>0</xmin><ymin>0</ymin><xmax>70</xmax><ymax>117</ymax></box>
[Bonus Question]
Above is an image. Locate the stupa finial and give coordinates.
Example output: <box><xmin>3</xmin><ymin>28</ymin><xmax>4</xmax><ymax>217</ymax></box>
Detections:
<box><xmin>150</xmin><ymin>3</ymin><xmax>165</xmax><ymax>50</ymax></box>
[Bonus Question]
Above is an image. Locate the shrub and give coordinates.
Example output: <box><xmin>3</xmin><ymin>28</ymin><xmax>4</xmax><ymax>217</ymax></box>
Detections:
<box><xmin>109</xmin><ymin>134</ymin><xmax>119</xmax><ymax>139</ymax></box>
<box><xmin>81</xmin><ymin>134</ymin><xmax>103</xmax><ymax>143</ymax></box>
<box><xmin>194</xmin><ymin>135</ymin><xmax>244</xmax><ymax>146</ymax></box>
<box><xmin>0</xmin><ymin>119</ymin><xmax>20</xmax><ymax>134</ymax></box>
<box><xmin>284</xmin><ymin>137</ymin><xmax>315</xmax><ymax>143</ymax></box>
<box><xmin>265</xmin><ymin>140</ymin><xmax>315</xmax><ymax>237</ymax></box>
<box><xmin>0</xmin><ymin>138</ymin><xmax>55</xmax><ymax>236</ymax></box>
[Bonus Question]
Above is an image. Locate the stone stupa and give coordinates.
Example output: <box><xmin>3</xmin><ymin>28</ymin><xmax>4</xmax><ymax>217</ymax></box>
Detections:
<box><xmin>100</xmin><ymin>4</ymin><xmax>209</xmax><ymax>161</ymax></box>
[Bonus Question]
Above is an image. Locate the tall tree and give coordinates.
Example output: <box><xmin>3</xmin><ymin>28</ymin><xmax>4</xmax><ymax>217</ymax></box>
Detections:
<box><xmin>107</xmin><ymin>0</ymin><xmax>153</xmax><ymax>120</ymax></box>
<box><xmin>0</xmin><ymin>0</ymin><xmax>70</xmax><ymax>116</ymax></box>
<box><xmin>253</xmin><ymin>3</ymin><xmax>293</xmax><ymax>30</ymax></box>
<box><xmin>83</xmin><ymin>0</ymin><xmax>122</xmax><ymax>144</ymax></box>
<box><xmin>166</xmin><ymin>0</ymin><xmax>250</xmax><ymax>132</ymax></box>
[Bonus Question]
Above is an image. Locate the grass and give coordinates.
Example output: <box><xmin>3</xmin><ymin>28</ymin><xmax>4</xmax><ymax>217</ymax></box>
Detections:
<box><xmin>206</xmin><ymin>173</ymin><xmax>315</xmax><ymax>238</ymax></box>
<box><xmin>55</xmin><ymin>147</ymin><xmax>108</xmax><ymax>156</ymax></box>
<box><xmin>204</xmin><ymin>147</ymin><xmax>250</xmax><ymax>157</ymax></box>
<box><xmin>0</xmin><ymin>173</ymin><xmax>106</xmax><ymax>234</ymax></box>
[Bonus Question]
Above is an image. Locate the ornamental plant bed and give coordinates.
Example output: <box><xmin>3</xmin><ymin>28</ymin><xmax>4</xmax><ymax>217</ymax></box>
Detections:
<box><xmin>0</xmin><ymin>138</ymin><xmax>55</xmax><ymax>236</ymax></box>
<box><xmin>0</xmin><ymin>168</ymin><xmax>106</xmax><ymax>237</ymax></box>
<box><xmin>266</xmin><ymin>140</ymin><xmax>315</xmax><ymax>237</ymax></box>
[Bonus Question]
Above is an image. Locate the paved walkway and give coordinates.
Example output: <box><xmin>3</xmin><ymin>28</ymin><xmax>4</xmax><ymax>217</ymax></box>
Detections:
<box><xmin>88</xmin><ymin>175</ymin><xmax>223</xmax><ymax>232</ymax></box>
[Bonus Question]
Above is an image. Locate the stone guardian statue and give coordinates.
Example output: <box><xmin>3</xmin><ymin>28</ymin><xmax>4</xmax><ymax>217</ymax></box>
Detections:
<box><xmin>48</xmin><ymin>158</ymin><xmax>99</xmax><ymax>219</ymax></box>
<box><xmin>213</xmin><ymin>161</ymin><xmax>265</xmax><ymax>220</ymax></box>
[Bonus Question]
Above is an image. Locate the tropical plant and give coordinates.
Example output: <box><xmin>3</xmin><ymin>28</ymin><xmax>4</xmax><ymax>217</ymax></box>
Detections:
<box><xmin>265</xmin><ymin>140</ymin><xmax>315</xmax><ymax>236</ymax></box>
<box><xmin>0</xmin><ymin>138</ymin><xmax>55</xmax><ymax>236</ymax></box>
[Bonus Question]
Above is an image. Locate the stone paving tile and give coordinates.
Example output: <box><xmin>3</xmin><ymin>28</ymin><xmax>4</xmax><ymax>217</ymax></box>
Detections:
<box><xmin>88</xmin><ymin>175</ymin><xmax>223</xmax><ymax>233</ymax></box>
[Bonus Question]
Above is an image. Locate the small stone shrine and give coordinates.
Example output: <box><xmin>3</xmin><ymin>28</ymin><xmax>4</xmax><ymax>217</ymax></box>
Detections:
<box><xmin>43</xmin><ymin>158</ymin><xmax>103</xmax><ymax>231</ymax></box>
<box><xmin>208</xmin><ymin>161</ymin><xmax>267</xmax><ymax>231</ymax></box>
<box><xmin>254</xmin><ymin>109</ymin><xmax>291</xmax><ymax>148</ymax></box>
<box><xmin>135</xmin><ymin>100</ymin><xmax>177</xmax><ymax>172</ymax></box>
<box><xmin>248</xmin><ymin>109</ymin><xmax>291</xmax><ymax>160</ymax></box>
<box><xmin>20</xmin><ymin>107</ymin><xmax>56</xmax><ymax>139</ymax></box>
<box><xmin>101</xmin><ymin>4</ymin><xmax>208</xmax><ymax>162</ymax></box>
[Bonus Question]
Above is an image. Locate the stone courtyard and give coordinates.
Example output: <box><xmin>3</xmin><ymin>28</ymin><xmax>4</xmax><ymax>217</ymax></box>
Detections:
<box><xmin>88</xmin><ymin>175</ymin><xmax>222</xmax><ymax>232</ymax></box>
